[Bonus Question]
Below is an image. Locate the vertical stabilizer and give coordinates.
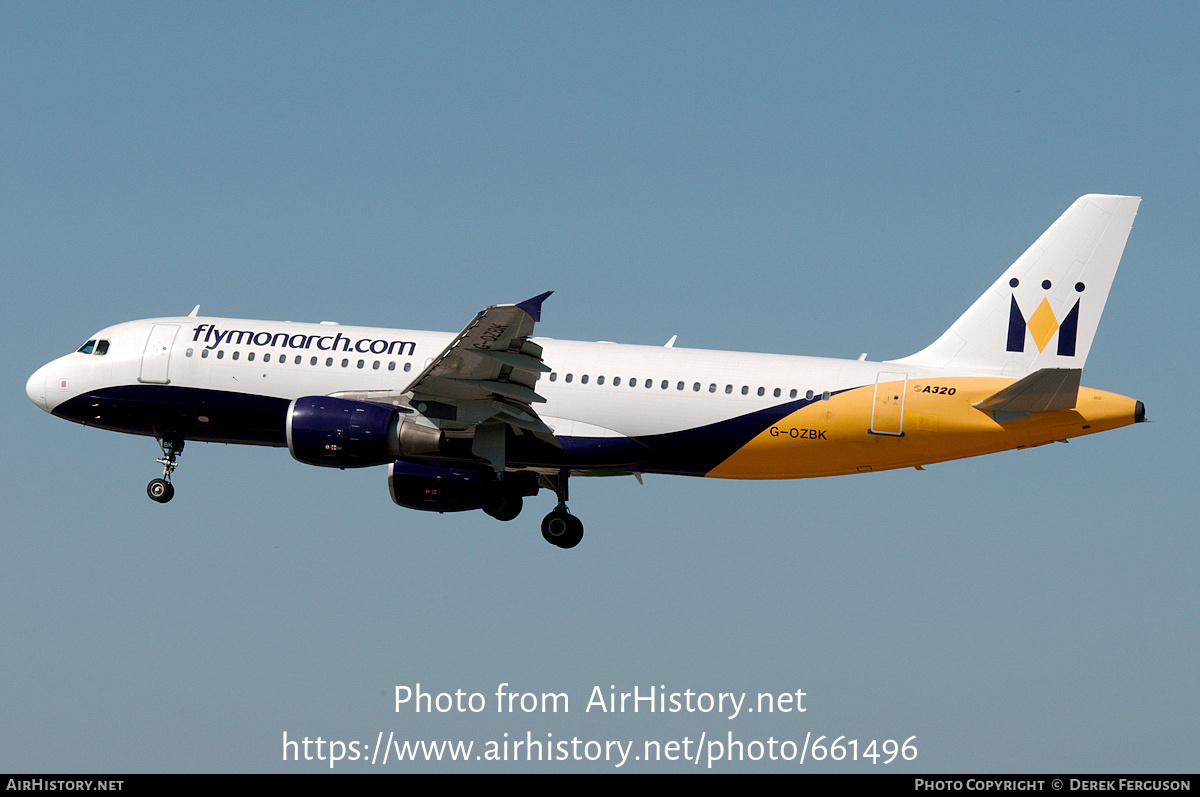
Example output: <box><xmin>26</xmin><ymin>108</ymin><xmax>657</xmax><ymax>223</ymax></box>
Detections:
<box><xmin>890</xmin><ymin>195</ymin><xmax>1140</xmax><ymax>376</ymax></box>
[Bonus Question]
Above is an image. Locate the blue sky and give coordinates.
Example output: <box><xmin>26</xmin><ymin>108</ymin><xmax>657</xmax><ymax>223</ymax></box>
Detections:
<box><xmin>3</xmin><ymin>3</ymin><xmax>1196</xmax><ymax>772</ymax></box>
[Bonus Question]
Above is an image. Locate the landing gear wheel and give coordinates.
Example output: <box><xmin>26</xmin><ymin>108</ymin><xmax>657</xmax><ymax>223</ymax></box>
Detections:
<box><xmin>541</xmin><ymin>507</ymin><xmax>583</xmax><ymax>548</ymax></box>
<box><xmin>484</xmin><ymin>494</ymin><xmax>523</xmax><ymax>522</ymax></box>
<box><xmin>148</xmin><ymin>437</ymin><xmax>183</xmax><ymax>503</ymax></box>
<box><xmin>147</xmin><ymin>478</ymin><xmax>174</xmax><ymax>503</ymax></box>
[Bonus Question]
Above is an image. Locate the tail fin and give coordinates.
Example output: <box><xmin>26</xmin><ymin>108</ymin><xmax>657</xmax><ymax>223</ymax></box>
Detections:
<box><xmin>891</xmin><ymin>194</ymin><xmax>1141</xmax><ymax>376</ymax></box>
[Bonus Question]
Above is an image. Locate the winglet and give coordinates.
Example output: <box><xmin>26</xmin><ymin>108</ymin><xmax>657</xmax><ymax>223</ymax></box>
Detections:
<box><xmin>516</xmin><ymin>291</ymin><xmax>554</xmax><ymax>322</ymax></box>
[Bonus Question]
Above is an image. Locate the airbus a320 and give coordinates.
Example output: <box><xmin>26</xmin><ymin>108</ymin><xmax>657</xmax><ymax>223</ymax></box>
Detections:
<box><xmin>27</xmin><ymin>195</ymin><xmax>1146</xmax><ymax>548</ymax></box>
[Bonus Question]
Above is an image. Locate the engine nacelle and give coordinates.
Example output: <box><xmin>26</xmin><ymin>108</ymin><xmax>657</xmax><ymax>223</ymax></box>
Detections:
<box><xmin>388</xmin><ymin>461</ymin><xmax>490</xmax><ymax>512</ymax></box>
<box><xmin>286</xmin><ymin>396</ymin><xmax>442</xmax><ymax>468</ymax></box>
<box><xmin>388</xmin><ymin>461</ymin><xmax>539</xmax><ymax>513</ymax></box>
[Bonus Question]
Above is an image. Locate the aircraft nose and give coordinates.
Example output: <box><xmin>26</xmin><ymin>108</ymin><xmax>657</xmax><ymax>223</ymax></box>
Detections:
<box><xmin>26</xmin><ymin>366</ymin><xmax>48</xmax><ymax>412</ymax></box>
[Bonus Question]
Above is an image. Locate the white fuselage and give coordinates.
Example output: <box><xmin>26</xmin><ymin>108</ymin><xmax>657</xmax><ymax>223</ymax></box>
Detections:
<box><xmin>29</xmin><ymin>314</ymin><xmax>917</xmax><ymax>441</ymax></box>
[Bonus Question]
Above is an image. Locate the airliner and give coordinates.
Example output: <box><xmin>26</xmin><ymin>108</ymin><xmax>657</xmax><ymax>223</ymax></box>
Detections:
<box><xmin>26</xmin><ymin>195</ymin><xmax>1145</xmax><ymax>548</ymax></box>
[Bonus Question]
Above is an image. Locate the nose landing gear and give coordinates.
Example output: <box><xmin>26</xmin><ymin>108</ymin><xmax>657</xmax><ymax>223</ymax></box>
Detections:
<box><xmin>540</xmin><ymin>470</ymin><xmax>584</xmax><ymax>548</ymax></box>
<box><xmin>147</xmin><ymin>437</ymin><xmax>183</xmax><ymax>503</ymax></box>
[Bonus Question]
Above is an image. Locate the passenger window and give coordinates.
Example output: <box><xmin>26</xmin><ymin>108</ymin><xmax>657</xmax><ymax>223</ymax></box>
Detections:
<box><xmin>614</xmin><ymin>377</ymin><xmax>621</xmax><ymax>386</ymax></box>
<box><xmin>565</xmin><ymin>373</ymin><xmax>573</xmax><ymax>383</ymax></box>
<box><xmin>388</xmin><ymin>361</ymin><xmax>395</xmax><ymax>371</ymax></box>
<box><xmin>232</xmin><ymin>351</ymin><xmax>240</xmax><ymax>360</ymax></box>
<box><xmin>806</xmin><ymin>390</ymin><xmax>814</xmax><ymax>400</ymax></box>
<box><xmin>357</xmin><ymin>359</ymin><xmax>364</xmax><ymax>369</ymax></box>
<box><xmin>326</xmin><ymin>358</ymin><xmax>333</xmax><ymax>367</ymax></box>
<box><xmin>708</xmin><ymin>383</ymin><xmax>716</xmax><ymax>393</ymax></box>
<box><xmin>186</xmin><ymin>348</ymin><xmax>193</xmax><ymax>358</ymax></box>
<box><xmin>741</xmin><ymin>386</ymin><xmax>748</xmax><ymax>395</ymax></box>
<box><xmin>247</xmin><ymin>352</ymin><xmax>255</xmax><ymax>361</ymax></box>
<box><xmin>822</xmin><ymin>391</ymin><xmax>831</xmax><ymax>401</ymax></box>
<box><xmin>725</xmin><ymin>385</ymin><xmax>733</xmax><ymax>394</ymax></box>
<box><xmin>217</xmin><ymin>350</ymin><xmax>224</xmax><ymax>360</ymax></box>
<box><xmin>773</xmin><ymin>388</ymin><xmax>781</xmax><ymax>397</ymax></box>
<box><xmin>757</xmin><ymin>387</ymin><xmax>764</xmax><ymax>396</ymax></box>
<box><xmin>342</xmin><ymin>359</ymin><xmax>349</xmax><ymax>368</ymax></box>
<box><xmin>693</xmin><ymin>382</ymin><xmax>700</xmax><ymax>392</ymax></box>
<box><xmin>581</xmin><ymin>375</ymin><xmax>589</xmax><ymax>384</ymax></box>
<box><xmin>549</xmin><ymin>372</ymin><xmax>557</xmax><ymax>382</ymax></box>
<box><xmin>295</xmin><ymin>356</ymin><xmax>302</xmax><ymax>364</ymax></box>
<box><xmin>201</xmin><ymin>349</ymin><xmax>209</xmax><ymax>359</ymax></box>
<box><xmin>264</xmin><ymin>353</ymin><xmax>272</xmax><ymax>363</ymax></box>
<box><xmin>661</xmin><ymin>380</ymin><xmax>668</xmax><ymax>389</ymax></box>
<box><xmin>597</xmin><ymin>376</ymin><xmax>605</xmax><ymax>385</ymax></box>
<box><xmin>677</xmin><ymin>382</ymin><xmax>684</xmax><ymax>390</ymax></box>
<box><xmin>373</xmin><ymin>361</ymin><xmax>380</xmax><ymax>370</ymax></box>
<box><xmin>630</xmin><ymin>378</ymin><xmax>637</xmax><ymax>387</ymax></box>
<box><xmin>404</xmin><ymin>362</ymin><xmax>412</xmax><ymax>372</ymax></box>
<box><xmin>311</xmin><ymin>357</ymin><xmax>318</xmax><ymax>365</ymax></box>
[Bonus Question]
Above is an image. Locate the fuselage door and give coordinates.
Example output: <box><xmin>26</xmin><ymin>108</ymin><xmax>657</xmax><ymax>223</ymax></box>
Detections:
<box><xmin>870</xmin><ymin>371</ymin><xmax>908</xmax><ymax>436</ymax></box>
<box><xmin>139</xmin><ymin>324</ymin><xmax>179</xmax><ymax>384</ymax></box>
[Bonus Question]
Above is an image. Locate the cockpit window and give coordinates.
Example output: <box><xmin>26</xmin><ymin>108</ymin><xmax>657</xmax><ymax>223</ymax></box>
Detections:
<box><xmin>75</xmin><ymin>339</ymin><xmax>110</xmax><ymax>355</ymax></box>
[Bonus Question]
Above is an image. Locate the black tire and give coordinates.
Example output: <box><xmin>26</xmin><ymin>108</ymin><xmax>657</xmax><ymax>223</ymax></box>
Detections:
<box><xmin>541</xmin><ymin>508</ymin><xmax>583</xmax><ymax>548</ymax></box>
<box><xmin>483</xmin><ymin>494</ymin><xmax>523</xmax><ymax>522</ymax></box>
<box><xmin>559</xmin><ymin>513</ymin><xmax>584</xmax><ymax>548</ymax></box>
<box><xmin>147</xmin><ymin>479</ymin><xmax>174</xmax><ymax>503</ymax></box>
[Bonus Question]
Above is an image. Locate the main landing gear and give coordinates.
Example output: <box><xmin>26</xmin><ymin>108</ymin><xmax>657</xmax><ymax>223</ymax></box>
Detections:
<box><xmin>147</xmin><ymin>437</ymin><xmax>183</xmax><ymax>504</ymax></box>
<box><xmin>540</xmin><ymin>471</ymin><xmax>583</xmax><ymax>549</ymax></box>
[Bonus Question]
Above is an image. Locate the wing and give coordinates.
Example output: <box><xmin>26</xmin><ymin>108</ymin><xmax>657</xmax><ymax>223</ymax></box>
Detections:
<box><xmin>334</xmin><ymin>291</ymin><xmax>558</xmax><ymax>470</ymax></box>
<box><xmin>406</xmin><ymin>291</ymin><xmax>555</xmax><ymax>430</ymax></box>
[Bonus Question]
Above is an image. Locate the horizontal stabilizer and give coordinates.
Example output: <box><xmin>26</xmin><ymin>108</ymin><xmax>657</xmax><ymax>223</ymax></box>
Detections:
<box><xmin>973</xmin><ymin>368</ymin><xmax>1082</xmax><ymax>422</ymax></box>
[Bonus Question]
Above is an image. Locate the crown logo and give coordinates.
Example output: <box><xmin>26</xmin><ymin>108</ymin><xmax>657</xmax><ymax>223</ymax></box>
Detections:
<box><xmin>1006</xmin><ymin>279</ymin><xmax>1083</xmax><ymax>356</ymax></box>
